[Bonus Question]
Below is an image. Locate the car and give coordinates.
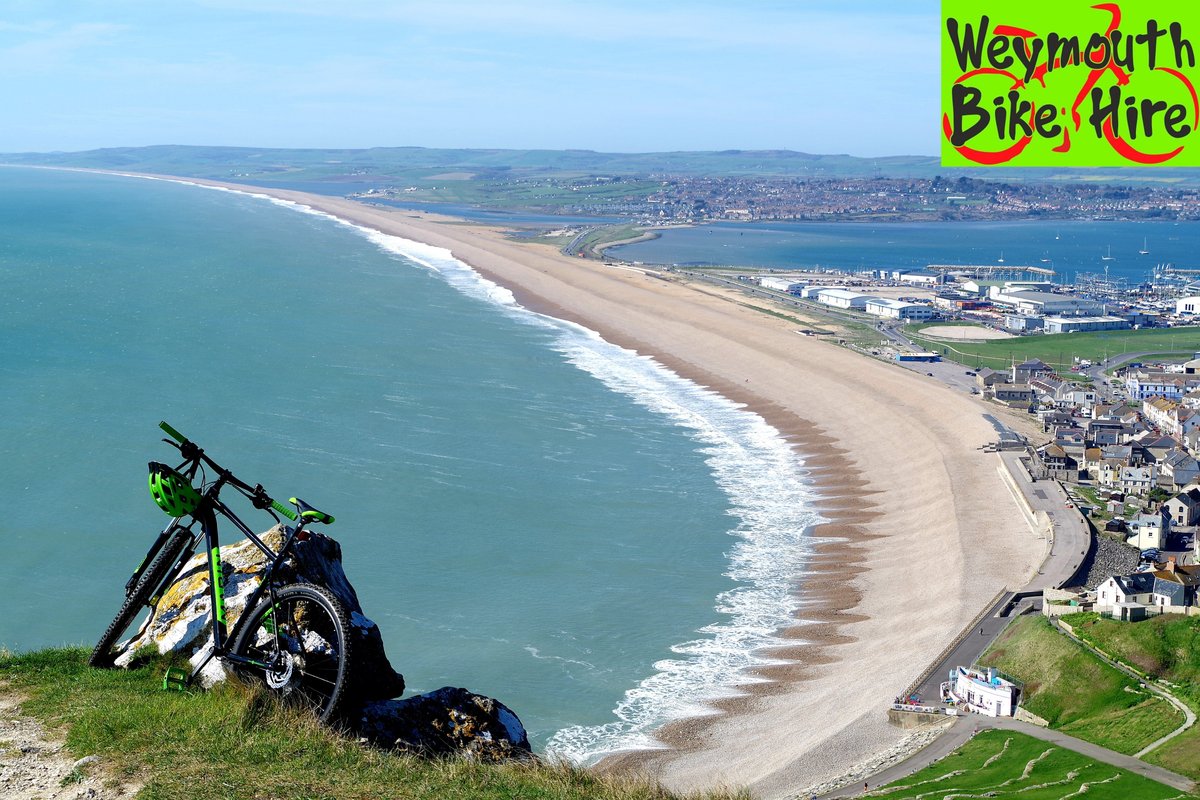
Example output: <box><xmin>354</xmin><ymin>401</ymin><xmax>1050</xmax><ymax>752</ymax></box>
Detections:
<box><xmin>1140</xmin><ymin>548</ymin><xmax>1161</xmax><ymax>561</ymax></box>
<box><xmin>926</xmin><ymin>372</ymin><xmax>934</xmax><ymax>376</ymax></box>
<box><xmin>965</xmin><ymin>370</ymin><xmax>976</xmax><ymax>376</ymax></box>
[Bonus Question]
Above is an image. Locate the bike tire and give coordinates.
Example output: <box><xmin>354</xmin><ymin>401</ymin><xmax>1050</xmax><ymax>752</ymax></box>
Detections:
<box><xmin>230</xmin><ymin>583</ymin><xmax>353</xmax><ymax>724</ymax></box>
<box><xmin>88</xmin><ymin>528</ymin><xmax>192</xmax><ymax>668</ymax></box>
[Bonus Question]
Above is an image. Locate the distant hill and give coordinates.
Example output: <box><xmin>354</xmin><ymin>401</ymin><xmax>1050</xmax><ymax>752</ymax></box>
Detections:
<box><xmin>5</xmin><ymin>144</ymin><xmax>1198</xmax><ymax>188</ymax></box>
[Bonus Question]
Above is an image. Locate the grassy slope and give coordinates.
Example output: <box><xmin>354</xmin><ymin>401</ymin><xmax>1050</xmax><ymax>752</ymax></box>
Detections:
<box><xmin>979</xmin><ymin>616</ymin><xmax>1183</xmax><ymax>756</ymax></box>
<box><xmin>0</xmin><ymin>648</ymin><xmax>742</xmax><ymax>800</ymax></box>
<box><xmin>1065</xmin><ymin>613</ymin><xmax>1200</xmax><ymax>780</ymax></box>
<box><xmin>906</xmin><ymin>326</ymin><xmax>1200</xmax><ymax>371</ymax></box>
<box><xmin>872</xmin><ymin>729</ymin><xmax>1180</xmax><ymax>800</ymax></box>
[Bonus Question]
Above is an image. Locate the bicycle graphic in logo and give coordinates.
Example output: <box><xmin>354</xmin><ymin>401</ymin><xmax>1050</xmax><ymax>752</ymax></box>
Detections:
<box><xmin>943</xmin><ymin>3</ymin><xmax>1199</xmax><ymax>165</ymax></box>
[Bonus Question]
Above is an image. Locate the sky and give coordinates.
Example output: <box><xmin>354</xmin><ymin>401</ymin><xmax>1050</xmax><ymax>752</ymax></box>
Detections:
<box><xmin>1</xmin><ymin>1</ymin><xmax>937</xmax><ymax>157</ymax></box>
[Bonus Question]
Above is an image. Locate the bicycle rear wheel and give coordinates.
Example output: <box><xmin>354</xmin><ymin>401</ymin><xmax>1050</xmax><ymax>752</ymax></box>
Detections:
<box><xmin>230</xmin><ymin>583</ymin><xmax>352</xmax><ymax>724</ymax></box>
<box><xmin>88</xmin><ymin>527</ymin><xmax>192</xmax><ymax>668</ymax></box>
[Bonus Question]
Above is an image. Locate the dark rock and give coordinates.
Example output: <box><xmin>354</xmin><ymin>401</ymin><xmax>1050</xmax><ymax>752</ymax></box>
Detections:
<box><xmin>358</xmin><ymin>687</ymin><xmax>532</xmax><ymax>762</ymax></box>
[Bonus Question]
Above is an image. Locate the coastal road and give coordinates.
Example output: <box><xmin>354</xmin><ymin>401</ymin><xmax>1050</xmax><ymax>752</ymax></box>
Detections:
<box><xmin>906</xmin><ymin>452</ymin><xmax>1089</xmax><ymax>703</ymax></box>
<box><xmin>820</xmin><ymin>715</ymin><xmax>1196</xmax><ymax>797</ymax></box>
<box><xmin>998</xmin><ymin>450</ymin><xmax>1091</xmax><ymax>591</ymax></box>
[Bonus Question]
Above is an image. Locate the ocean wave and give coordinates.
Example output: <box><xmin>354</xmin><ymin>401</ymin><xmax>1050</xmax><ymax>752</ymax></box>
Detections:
<box><xmin>337</xmin><ymin>227</ymin><xmax>826</xmax><ymax>764</ymax></box>
<box><xmin>132</xmin><ymin>175</ymin><xmax>826</xmax><ymax>763</ymax></box>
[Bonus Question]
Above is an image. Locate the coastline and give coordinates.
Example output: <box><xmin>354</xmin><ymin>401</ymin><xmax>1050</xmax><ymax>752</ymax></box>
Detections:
<box><xmin>116</xmin><ymin>174</ymin><xmax>1042</xmax><ymax>795</ymax></box>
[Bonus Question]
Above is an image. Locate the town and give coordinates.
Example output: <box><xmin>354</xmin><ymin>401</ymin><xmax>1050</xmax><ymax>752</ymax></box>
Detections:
<box><xmin>357</xmin><ymin>173</ymin><xmax>1200</xmax><ymax>222</ymax></box>
<box><xmin>705</xmin><ymin>261</ymin><xmax>1200</xmax><ymax>795</ymax></box>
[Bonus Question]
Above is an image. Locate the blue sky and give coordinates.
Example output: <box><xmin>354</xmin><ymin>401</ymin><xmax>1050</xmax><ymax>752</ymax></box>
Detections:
<box><xmin>2</xmin><ymin>1</ymin><xmax>937</xmax><ymax>156</ymax></box>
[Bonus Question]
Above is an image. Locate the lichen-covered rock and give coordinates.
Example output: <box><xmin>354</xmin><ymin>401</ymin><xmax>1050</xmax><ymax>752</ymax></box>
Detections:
<box><xmin>113</xmin><ymin>526</ymin><xmax>404</xmax><ymax>706</ymax></box>
<box><xmin>358</xmin><ymin>687</ymin><xmax>532</xmax><ymax>762</ymax></box>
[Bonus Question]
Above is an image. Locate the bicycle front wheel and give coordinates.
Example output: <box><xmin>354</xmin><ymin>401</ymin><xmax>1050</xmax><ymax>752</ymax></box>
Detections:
<box><xmin>88</xmin><ymin>527</ymin><xmax>192</xmax><ymax>668</ymax></box>
<box><xmin>230</xmin><ymin>584</ymin><xmax>353</xmax><ymax>724</ymax></box>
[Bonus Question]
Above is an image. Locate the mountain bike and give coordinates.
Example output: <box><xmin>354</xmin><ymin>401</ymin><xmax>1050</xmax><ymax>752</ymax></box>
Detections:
<box><xmin>89</xmin><ymin>421</ymin><xmax>352</xmax><ymax>723</ymax></box>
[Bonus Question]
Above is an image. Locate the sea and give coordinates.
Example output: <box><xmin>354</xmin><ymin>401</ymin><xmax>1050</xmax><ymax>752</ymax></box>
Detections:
<box><xmin>610</xmin><ymin>219</ymin><xmax>1200</xmax><ymax>286</ymax></box>
<box><xmin>0</xmin><ymin>168</ymin><xmax>821</xmax><ymax>761</ymax></box>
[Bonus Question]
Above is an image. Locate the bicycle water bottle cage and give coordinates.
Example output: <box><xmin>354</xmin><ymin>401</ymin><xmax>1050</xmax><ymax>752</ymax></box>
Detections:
<box><xmin>148</xmin><ymin>462</ymin><xmax>202</xmax><ymax>518</ymax></box>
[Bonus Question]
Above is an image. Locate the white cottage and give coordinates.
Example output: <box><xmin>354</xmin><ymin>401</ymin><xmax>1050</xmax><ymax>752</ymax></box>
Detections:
<box><xmin>946</xmin><ymin>666</ymin><xmax>1019</xmax><ymax>717</ymax></box>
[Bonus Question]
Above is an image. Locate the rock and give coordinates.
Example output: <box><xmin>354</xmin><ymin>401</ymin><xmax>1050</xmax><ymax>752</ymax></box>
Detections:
<box><xmin>358</xmin><ymin>687</ymin><xmax>532</xmax><ymax>762</ymax></box>
<box><xmin>1080</xmin><ymin>534</ymin><xmax>1140</xmax><ymax>589</ymax></box>
<box><xmin>113</xmin><ymin>526</ymin><xmax>404</xmax><ymax>706</ymax></box>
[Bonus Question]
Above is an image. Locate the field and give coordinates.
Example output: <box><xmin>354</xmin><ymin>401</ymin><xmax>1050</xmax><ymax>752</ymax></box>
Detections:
<box><xmin>870</xmin><ymin>729</ymin><xmax>1181</xmax><ymax>800</ymax></box>
<box><xmin>905</xmin><ymin>326</ymin><xmax>1200</xmax><ymax>371</ymax></box>
<box><xmin>979</xmin><ymin>616</ymin><xmax>1184</xmax><ymax>755</ymax></box>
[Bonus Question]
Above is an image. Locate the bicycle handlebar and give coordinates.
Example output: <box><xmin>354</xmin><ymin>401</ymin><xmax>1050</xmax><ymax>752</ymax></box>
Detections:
<box><xmin>159</xmin><ymin>420</ymin><xmax>187</xmax><ymax>444</ymax></box>
<box><xmin>159</xmin><ymin>420</ymin><xmax>301</xmax><ymax>523</ymax></box>
<box><xmin>271</xmin><ymin>499</ymin><xmax>299</xmax><ymax>522</ymax></box>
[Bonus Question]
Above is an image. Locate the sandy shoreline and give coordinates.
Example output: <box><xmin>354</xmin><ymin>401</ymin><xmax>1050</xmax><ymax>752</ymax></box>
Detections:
<box><xmin>142</xmin><ymin>175</ymin><xmax>1042</xmax><ymax>796</ymax></box>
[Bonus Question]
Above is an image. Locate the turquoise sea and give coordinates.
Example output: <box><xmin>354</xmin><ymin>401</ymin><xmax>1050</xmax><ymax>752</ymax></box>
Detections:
<box><xmin>0</xmin><ymin>168</ymin><xmax>820</xmax><ymax>760</ymax></box>
<box><xmin>611</xmin><ymin>219</ymin><xmax>1200</xmax><ymax>285</ymax></box>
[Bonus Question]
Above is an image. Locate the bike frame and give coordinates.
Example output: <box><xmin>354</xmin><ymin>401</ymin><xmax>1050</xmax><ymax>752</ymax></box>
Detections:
<box><xmin>130</xmin><ymin>443</ymin><xmax>317</xmax><ymax>684</ymax></box>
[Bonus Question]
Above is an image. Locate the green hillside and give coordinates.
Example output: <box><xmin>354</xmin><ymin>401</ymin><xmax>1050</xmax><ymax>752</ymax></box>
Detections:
<box><xmin>0</xmin><ymin>647</ymin><xmax>740</xmax><ymax>800</ymax></box>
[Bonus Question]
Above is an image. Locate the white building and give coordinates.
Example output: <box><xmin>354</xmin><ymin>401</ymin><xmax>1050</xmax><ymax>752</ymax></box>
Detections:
<box><xmin>897</xmin><ymin>270</ymin><xmax>944</xmax><ymax>286</ymax></box>
<box><xmin>864</xmin><ymin>298</ymin><xmax>935</xmax><ymax>321</ymax></box>
<box><xmin>1177</xmin><ymin>296</ymin><xmax>1200</xmax><ymax>316</ymax></box>
<box><xmin>946</xmin><ymin>666</ymin><xmax>1019</xmax><ymax>717</ymax></box>
<box><xmin>989</xmin><ymin>289</ymin><xmax>1104</xmax><ymax>317</ymax></box>
<box><xmin>760</xmin><ymin>277</ymin><xmax>803</xmax><ymax>293</ymax></box>
<box><xmin>816</xmin><ymin>289</ymin><xmax>870</xmax><ymax>310</ymax></box>
<box><xmin>1128</xmin><ymin>512</ymin><xmax>1169</xmax><ymax>551</ymax></box>
<box><xmin>1043</xmin><ymin>316</ymin><xmax>1132</xmax><ymax>334</ymax></box>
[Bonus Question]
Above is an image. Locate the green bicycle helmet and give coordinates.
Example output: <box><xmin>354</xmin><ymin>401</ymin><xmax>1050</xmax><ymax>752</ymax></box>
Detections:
<box><xmin>148</xmin><ymin>462</ymin><xmax>202</xmax><ymax>518</ymax></box>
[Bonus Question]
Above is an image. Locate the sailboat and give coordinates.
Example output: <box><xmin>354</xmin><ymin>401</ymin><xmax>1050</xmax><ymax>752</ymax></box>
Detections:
<box><xmin>1102</xmin><ymin>245</ymin><xmax>1114</xmax><ymax>261</ymax></box>
<box><xmin>998</xmin><ymin>251</ymin><xmax>1005</xmax><ymax>263</ymax></box>
<box><xmin>1139</xmin><ymin>237</ymin><xmax>1150</xmax><ymax>255</ymax></box>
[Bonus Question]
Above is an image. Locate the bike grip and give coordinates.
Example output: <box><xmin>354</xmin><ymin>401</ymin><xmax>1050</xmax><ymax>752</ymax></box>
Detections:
<box><xmin>159</xmin><ymin>421</ymin><xmax>187</xmax><ymax>443</ymax></box>
<box><xmin>271</xmin><ymin>499</ymin><xmax>298</xmax><ymax>521</ymax></box>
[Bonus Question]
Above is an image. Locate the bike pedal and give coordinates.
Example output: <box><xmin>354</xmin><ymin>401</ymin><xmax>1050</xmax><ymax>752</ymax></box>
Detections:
<box><xmin>162</xmin><ymin>667</ymin><xmax>190</xmax><ymax>692</ymax></box>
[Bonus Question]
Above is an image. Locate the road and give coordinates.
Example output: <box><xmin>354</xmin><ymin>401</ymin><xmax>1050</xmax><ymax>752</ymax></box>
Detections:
<box><xmin>904</xmin><ymin>448</ymin><xmax>1091</xmax><ymax>704</ymax></box>
<box><xmin>909</xmin><ymin>591</ymin><xmax>1021</xmax><ymax>705</ymax></box>
<box><xmin>998</xmin><ymin>450</ymin><xmax>1091</xmax><ymax>591</ymax></box>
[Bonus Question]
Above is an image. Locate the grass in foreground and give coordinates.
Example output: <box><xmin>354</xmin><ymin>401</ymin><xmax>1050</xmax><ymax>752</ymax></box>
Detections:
<box><xmin>980</xmin><ymin>616</ymin><xmax>1184</xmax><ymax>755</ymax></box>
<box><xmin>870</xmin><ymin>729</ymin><xmax>1181</xmax><ymax>800</ymax></box>
<box><xmin>0</xmin><ymin>648</ymin><xmax>742</xmax><ymax>800</ymax></box>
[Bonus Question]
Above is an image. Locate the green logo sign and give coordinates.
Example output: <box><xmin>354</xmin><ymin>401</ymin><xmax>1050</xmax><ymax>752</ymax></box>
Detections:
<box><xmin>941</xmin><ymin>1</ymin><xmax>1200</xmax><ymax>166</ymax></box>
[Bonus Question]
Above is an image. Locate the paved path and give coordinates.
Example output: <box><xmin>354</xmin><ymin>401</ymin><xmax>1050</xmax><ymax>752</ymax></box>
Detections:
<box><xmin>910</xmin><ymin>592</ymin><xmax>1018</xmax><ymax>705</ymax></box>
<box><xmin>820</xmin><ymin>715</ymin><xmax>1195</xmax><ymax>797</ymax></box>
